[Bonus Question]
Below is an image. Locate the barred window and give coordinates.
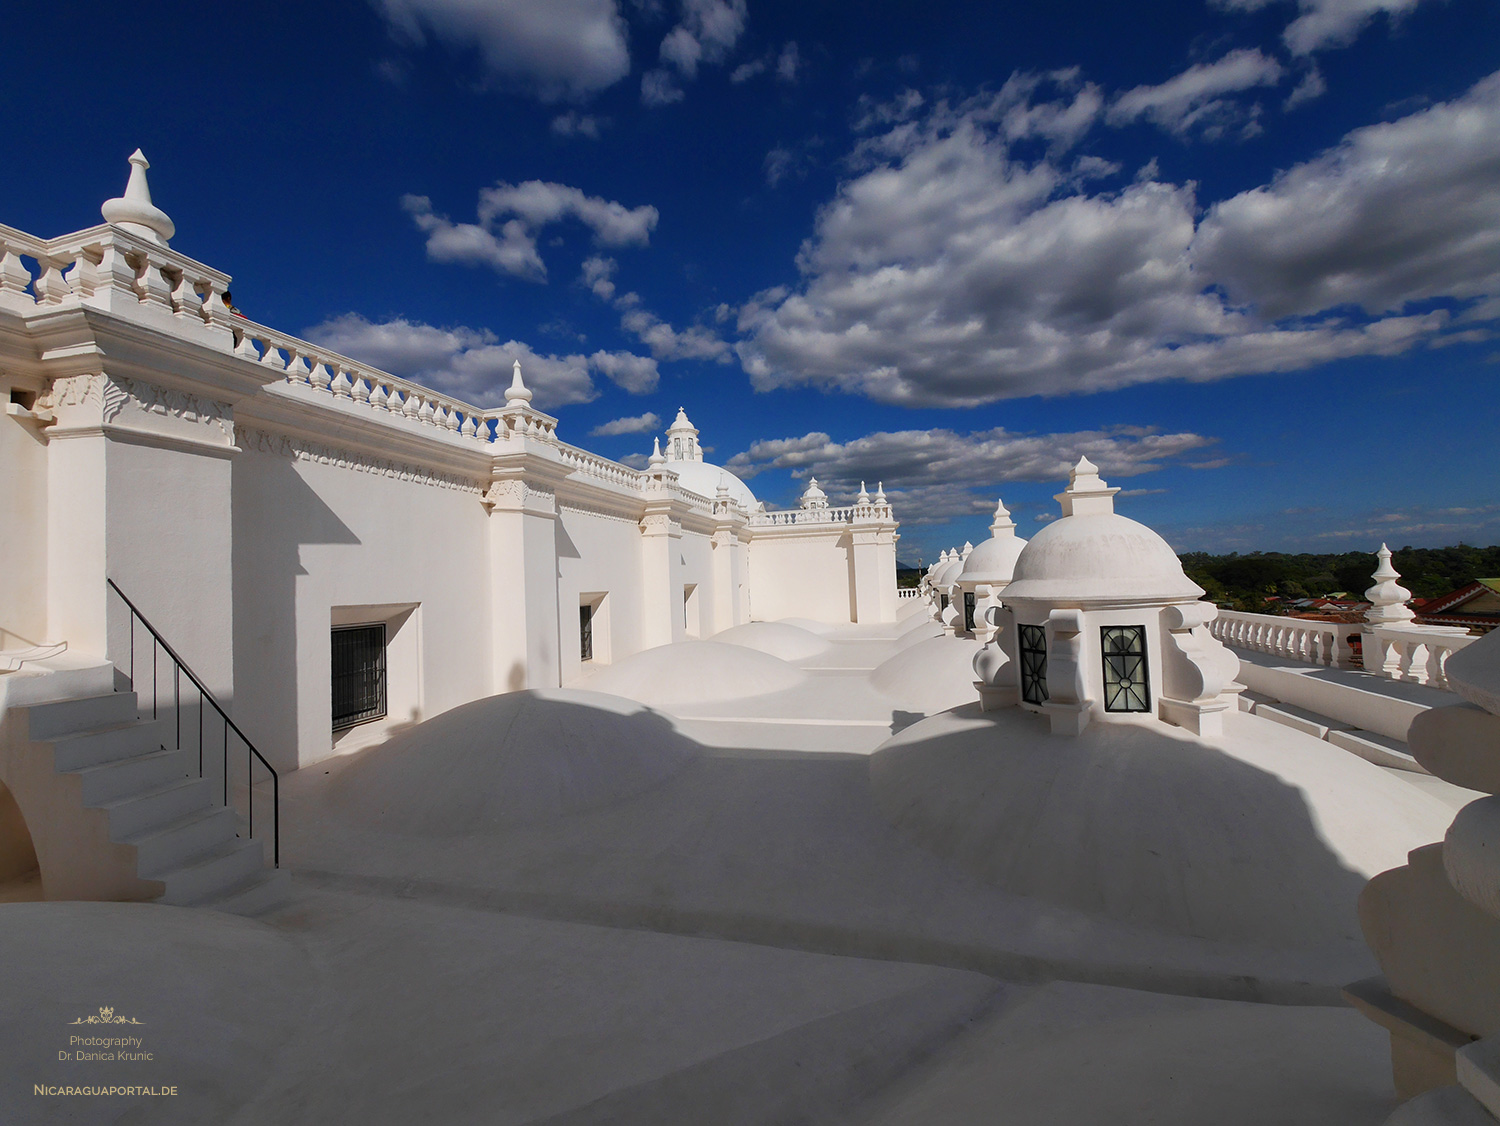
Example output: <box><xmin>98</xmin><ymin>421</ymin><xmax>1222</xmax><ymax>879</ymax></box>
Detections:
<box><xmin>963</xmin><ymin>592</ymin><xmax>976</xmax><ymax>633</ymax></box>
<box><xmin>1018</xmin><ymin>624</ymin><xmax>1049</xmax><ymax>705</ymax></box>
<box><xmin>332</xmin><ymin>624</ymin><xmax>386</xmax><ymax>729</ymax></box>
<box><xmin>1101</xmin><ymin>625</ymin><xmax>1150</xmax><ymax>713</ymax></box>
<box><xmin>580</xmin><ymin>603</ymin><xmax>594</xmax><ymax>662</ymax></box>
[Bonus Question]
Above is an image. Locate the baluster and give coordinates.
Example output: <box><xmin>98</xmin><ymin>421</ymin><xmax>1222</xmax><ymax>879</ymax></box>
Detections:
<box><xmin>329</xmin><ymin>367</ymin><xmax>354</xmax><ymax>399</ymax></box>
<box><xmin>426</xmin><ymin>403</ymin><xmax>444</xmax><ymax>428</ymax></box>
<box><xmin>140</xmin><ymin>260</ymin><xmax>175</xmax><ymax>313</ymax></box>
<box><xmin>34</xmin><ymin>258</ymin><xmax>72</xmax><ymax>305</ymax></box>
<box><xmin>201</xmin><ymin>284</ymin><xmax>234</xmax><ymax>331</ymax></box>
<box><xmin>386</xmin><ymin>389</ymin><xmax>404</xmax><ymax>415</ymax></box>
<box><xmin>284</xmin><ymin>353</ymin><xmax>312</xmax><ymax>385</ymax></box>
<box><xmin>351</xmin><ymin>372</ymin><xmax>371</xmax><ymax>404</ymax></box>
<box><xmin>259</xmin><ymin>340</ymin><xmax>287</xmax><ymax>371</ymax></box>
<box><xmin>170</xmin><ymin>271</ymin><xmax>203</xmax><ymax>320</ymax></box>
<box><xmin>0</xmin><ymin>249</ymin><xmax>35</xmax><ymax>310</ymax></box>
<box><xmin>460</xmin><ymin>412</ymin><xmax>477</xmax><ymax>438</ymax></box>
<box><xmin>441</xmin><ymin>405</ymin><xmax>459</xmax><ymax>432</ymax></box>
<box><xmin>305</xmin><ymin>361</ymin><xmax>330</xmax><ymax>391</ymax></box>
<box><xmin>368</xmin><ymin>381</ymin><xmax>389</xmax><ymax>411</ymax></box>
<box><xmin>403</xmin><ymin>393</ymin><xmax>423</xmax><ymax>422</ymax></box>
<box><xmin>233</xmin><ymin>329</ymin><xmax>261</xmax><ymax>360</ymax></box>
<box><xmin>1427</xmin><ymin>644</ymin><xmax>1448</xmax><ymax>689</ymax></box>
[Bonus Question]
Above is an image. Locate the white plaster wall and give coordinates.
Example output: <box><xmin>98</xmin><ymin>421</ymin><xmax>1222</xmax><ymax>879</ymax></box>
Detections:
<box><xmin>676</xmin><ymin>529</ymin><xmax>716</xmax><ymax>639</ymax></box>
<box><xmin>231</xmin><ymin>448</ymin><xmax>490</xmax><ymax>771</ymax></box>
<box><xmin>747</xmin><ymin>531</ymin><xmax>854</xmax><ymax>624</ymax></box>
<box><xmin>557</xmin><ymin>508</ymin><xmax>647</xmax><ymax>684</ymax></box>
<box><xmin>0</xmin><ymin>410</ymin><xmax>48</xmax><ymax>648</ymax></box>
<box><xmin>104</xmin><ymin>440</ymin><xmax>234</xmax><ymax>698</ymax></box>
<box><xmin>44</xmin><ymin>437</ymin><xmax>106</xmax><ymax>663</ymax></box>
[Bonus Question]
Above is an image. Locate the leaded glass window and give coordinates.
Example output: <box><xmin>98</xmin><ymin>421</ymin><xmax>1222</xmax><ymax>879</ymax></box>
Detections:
<box><xmin>332</xmin><ymin>624</ymin><xmax>386</xmax><ymax>729</ymax></box>
<box><xmin>1101</xmin><ymin>625</ymin><xmax>1150</xmax><ymax>713</ymax></box>
<box><xmin>1019</xmin><ymin>624</ymin><xmax>1048</xmax><ymax>705</ymax></box>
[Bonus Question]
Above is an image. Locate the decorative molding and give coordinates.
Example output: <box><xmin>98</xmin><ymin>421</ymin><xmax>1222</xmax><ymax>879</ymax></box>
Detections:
<box><xmin>559</xmin><ymin>499</ymin><xmax>640</xmax><ymax>525</ymax></box>
<box><xmin>38</xmin><ymin>373</ymin><xmax>104</xmax><ymax>410</ymax></box>
<box><xmin>41</xmin><ymin>373</ymin><xmax>232</xmax><ymax>440</ymax></box>
<box><xmin>236</xmin><ymin>425</ymin><xmax>484</xmax><ymax>494</ymax></box>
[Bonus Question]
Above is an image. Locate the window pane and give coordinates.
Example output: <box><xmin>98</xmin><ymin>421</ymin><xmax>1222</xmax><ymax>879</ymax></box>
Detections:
<box><xmin>1019</xmin><ymin>624</ymin><xmax>1049</xmax><ymax>705</ymax></box>
<box><xmin>1101</xmin><ymin>625</ymin><xmax>1150</xmax><ymax>713</ymax></box>
<box><xmin>332</xmin><ymin>624</ymin><xmax>387</xmax><ymax>729</ymax></box>
<box><xmin>580</xmin><ymin>604</ymin><xmax>594</xmax><ymax>662</ymax></box>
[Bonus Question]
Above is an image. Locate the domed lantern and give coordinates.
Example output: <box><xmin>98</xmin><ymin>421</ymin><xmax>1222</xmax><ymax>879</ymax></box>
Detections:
<box><xmin>955</xmin><ymin>498</ymin><xmax>1028</xmax><ymax>638</ymax></box>
<box><xmin>974</xmin><ymin>457</ymin><xmax>1240</xmax><ymax>736</ymax></box>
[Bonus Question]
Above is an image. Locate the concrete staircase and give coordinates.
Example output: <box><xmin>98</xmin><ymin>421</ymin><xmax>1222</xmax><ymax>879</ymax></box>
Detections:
<box><xmin>18</xmin><ymin>688</ymin><xmax>287</xmax><ymax>915</ymax></box>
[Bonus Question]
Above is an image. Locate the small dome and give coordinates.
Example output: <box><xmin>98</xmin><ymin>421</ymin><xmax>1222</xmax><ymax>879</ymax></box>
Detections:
<box><xmin>713</xmin><ymin>621</ymin><xmax>830</xmax><ymax>662</ymax></box>
<box><xmin>327</xmin><ymin>688</ymin><xmax>698</xmax><ymax>834</ymax></box>
<box><xmin>578</xmin><ymin>640</ymin><xmax>807</xmax><ymax>708</ymax></box>
<box><xmin>870</xmin><ymin>635</ymin><xmax>984</xmax><ymax>716</ymax></box>
<box><xmin>1004</xmin><ymin>513</ymin><xmax>1202</xmax><ymax>604</ymax></box>
<box><xmin>800</xmin><ymin>477</ymin><xmax>828</xmax><ymax>509</ymax></box>
<box><xmin>959</xmin><ymin>502</ymin><xmax>1028</xmax><ymax>587</ymax></box>
<box><xmin>931</xmin><ymin>552</ymin><xmax>966</xmax><ymax>590</ymax></box>
<box><xmin>1002</xmin><ymin>460</ymin><xmax>1201</xmax><ymax>605</ymax></box>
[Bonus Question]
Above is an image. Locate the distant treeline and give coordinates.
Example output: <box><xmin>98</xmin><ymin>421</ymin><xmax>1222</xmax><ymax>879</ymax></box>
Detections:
<box><xmin>896</xmin><ymin>545</ymin><xmax>1500</xmax><ymax>606</ymax></box>
<box><xmin>1179</xmin><ymin>545</ymin><xmax>1500</xmax><ymax>610</ymax></box>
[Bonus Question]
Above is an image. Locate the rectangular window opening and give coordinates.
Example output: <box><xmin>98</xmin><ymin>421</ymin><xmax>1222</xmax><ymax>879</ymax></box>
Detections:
<box><xmin>1019</xmin><ymin>623</ymin><xmax>1049</xmax><ymax>705</ymax></box>
<box><xmin>963</xmin><ymin>592</ymin><xmax>976</xmax><ymax>633</ymax></box>
<box><xmin>1101</xmin><ymin>625</ymin><xmax>1151</xmax><ymax>713</ymax></box>
<box><xmin>331</xmin><ymin>623</ymin><xmax>387</xmax><ymax>730</ymax></box>
<box><xmin>580</xmin><ymin>603</ymin><xmax>594</xmax><ymax>662</ymax></box>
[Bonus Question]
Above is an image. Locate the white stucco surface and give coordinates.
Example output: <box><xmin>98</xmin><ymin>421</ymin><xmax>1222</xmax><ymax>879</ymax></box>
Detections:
<box><xmin>711</xmin><ymin>620</ymin><xmax>831</xmax><ymax>661</ymax></box>
<box><xmin>575</xmin><ymin>640</ymin><xmax>808</xmax><ymax>706</ymax></box>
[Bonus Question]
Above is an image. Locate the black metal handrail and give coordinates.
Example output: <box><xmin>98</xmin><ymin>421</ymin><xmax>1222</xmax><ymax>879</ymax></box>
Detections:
<box><xmin>106</xmin><ymin>579</ymin><xmax>278</xmax><ymax>867</ymax></box>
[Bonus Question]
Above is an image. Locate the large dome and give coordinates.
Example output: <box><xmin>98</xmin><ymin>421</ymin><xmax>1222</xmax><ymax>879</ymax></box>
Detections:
<box><xmin>1003</xmin><ymin>512</ymin><xmax>1203</xmax><ymax>605</ymax></box>
<box><xmin>669</xmin><ymin>459</ymin><xmax>758</xmax><ymax>510</ymax></box>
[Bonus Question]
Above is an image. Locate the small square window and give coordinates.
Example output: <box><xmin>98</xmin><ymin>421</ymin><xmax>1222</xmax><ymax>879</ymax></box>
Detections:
<box><xmin>332</xmin><ymin>624</ymin><xmax>387</xmax><ymax>729</ymax></box>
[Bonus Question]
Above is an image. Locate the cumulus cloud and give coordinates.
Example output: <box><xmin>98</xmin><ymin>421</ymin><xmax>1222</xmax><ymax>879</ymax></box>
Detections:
<box><xmin>643</xmin><ymin>0</ymin><xmax>747</xmax><ymax>103</ymax></box>
<box><xmin>725</xmin><ymin>425</ymin><xmax>1217</xmax><ymax>523</ymax></box>
<box><xmin>1283</xmin><ymin>66</ymin><xmax>1327</xmax><ymax>110</ymax></box>
<box><xmin>620</xmin><ymin>303</ymin><xmax>733</xmax><ymax>361</ymax></box>
<box><xmin>580</xmin><ymin>255</ymin><xmax>618</xmax><ymax>300</ymax></box>
<box><xmin>304</xmin><ymin>313</ymin><xmax>657</xmax><ymax>410</ymax></box>
<box><xmin>591</xmin><ymin>411</ymin><xmax>662</xmax><ymax>436</ymax></box>
<box><xmin>1108</xmin><ymin>49</ymin><xmax>1283</xmax><ymax>138</ymax></box>
<box><xmin>402</xmin><ymin>183</ymin><xmax>657</xmax><ymax>281</ymax></box>
<box><xmin>1195</xmin><ymin>71</ymin><xmax>1500</xmax><ymax>318</ymax></box>
<box><xmin>375</xmin><ymin>0</ymin><xmax>630</xmax><ymax>100</ymax></box>
<box><xmin>737</xmin><ymin>70</ymin><xmax>1500</xmax><ymax>408</ymax></box>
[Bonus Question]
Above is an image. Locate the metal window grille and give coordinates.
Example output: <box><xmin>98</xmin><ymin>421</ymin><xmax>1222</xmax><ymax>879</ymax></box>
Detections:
<box><xmin>1019</xmin><ymin>624</ymin><xmax>1049</xmax><ymax>704</ymax></box>
<box><xmin>1101</xmin><ymin>625</ymin><xmax>1151</xmax><ymax>713</ymax></box>
<box><xmin>331</xmin><ymin>624</ymin><xmax>387</xmax><ymax>729</ymax></box>
<box><xmin>963</xmin><ymin>592</ymin><xmax>976</xmax><ymax>632</ymax></box>
<box><xmin>580</xmin><ymin>603</ymin><xmax>594</xmax><ymax>662</ymax></box>
<box><xmin>940</xmin><ymin>593</ymin><xmax>949</xmax><ymax>611</ymax></box>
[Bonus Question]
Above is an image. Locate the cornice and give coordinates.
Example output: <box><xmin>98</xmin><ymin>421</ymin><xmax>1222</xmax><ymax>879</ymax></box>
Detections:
<box><xmin>235</xmin><ymin>425</ymin><xmax>485</xmax><ymax>494</ymax></box>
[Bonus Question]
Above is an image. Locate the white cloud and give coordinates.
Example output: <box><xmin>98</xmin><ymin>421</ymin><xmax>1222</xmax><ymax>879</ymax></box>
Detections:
<box><xmin>729</xmin><ymin>58</ymin><xmax>765</xmax><ymax>83</ymax></box>
<box><xmin>303</xmin><ymin>314</ymin><xmax>656</xmax><ymax>410</ymax></box>
<box><xmin>1283</xmin><ymin>0</ymin><xmax>1425</xmax><ymax>54</ymax></box>
<box><xmin>588</xmin><ymin>349</ymin><xmax>660</xmax><ymax>392</ymax></box>
<box><xmin>764</xmin><ymin>145</ymin><xmax>796</xmax><ymax>187</ymax></box>
<box><xmin>591</xmin><ymin>411</ymin><xmax>662</xmax><ymax>436</ymax></box>
<box><xmin>375</xmin><ymin>0</ymin><xmax>630</xmax><ymax>100</ymax></box>
<box><xmin>644</xmin><ymin>0</ymin><xmax>746</xmax><ymax>102</ymax></box>
<box><xmin>580</xmin><ymin>255</ymin><xmax>618</xmax><ymax>300</ymax></box>
<box><xmin>402</xmin><ymin>183</ymin><xmax>657</xmax><ymax>281</ymax></box>
<box><xmin>776</xmin><ymin>42</ymin><xmax>800</xmax><ymax>83</ymax></box>
<box><xmin>1108</xmin><ymin>49</ymin><xmax>1283</xmax><ymax>137</ymax></box>
<box><xmin>551</xmin><ymin>111</ymin><xmax>605</xmax><ymax>138</ymax></box>
<box><xmin>620</xmin><ymin>303</ymin><xmax>732</xmax><ymax>361</ymax></box>
<box><xmin>1283</xmin><ymin>66</ymin><xmax>1327</xmax><ymax>110</ymax></box>
<box><xmin>737</xmin><ymin>71</ymin><xmax>1500</xmax><ymax>408</ymax></box>
<box><xmin>1195</xmin><ymin>71</ymin><xmax>1500</xmax><ymax>318</ymax></box>
<box><xmin>724</xmin><ymin>425</ymin><xmax>1218</xmax><ymax>524</ymax></box>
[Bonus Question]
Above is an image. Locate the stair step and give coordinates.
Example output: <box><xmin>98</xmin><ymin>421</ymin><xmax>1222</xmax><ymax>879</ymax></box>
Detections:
<box><xmin>50</xmin><ymin>717</ymin><xmax>167</xmax><ymax>771</ymax></box>
<box><xmin>125</xmin><ymin>806</ymin><xmax>238</xmax><ymax>878</ymax></box>
<box><xmin>200</xmin><ymin>867</ymin><xmax>291</xmax><ymax>916</ymax></box>
<box><xmin>76</xmin><ymin>747</ymin><xmax>193</xmax><ymax>806</ymax></box>
<box><xmin>24</xmin><ymin>692</ymin><xmax>141</xmax><ymax>740</ymax></box>
<box><xmin>154</xmin><ymin>838</ymin><xmax>267</xmax><ymax>906</ymax></box>
<box><xmin>100</xmin><ymin>777</ymin><xmax>214</xmax><ymax>838</ymax></box>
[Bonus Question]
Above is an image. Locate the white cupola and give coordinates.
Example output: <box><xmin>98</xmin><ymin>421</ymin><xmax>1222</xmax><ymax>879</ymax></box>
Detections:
<box><xmin>800</xmin><ymin>477</ymin><xmax>829</xmax><ymax>510</ymax></box>
<box><xmin>665</xmin><ymin>407</ymin><xmax>702</xmax><ymax>463</ymax></box>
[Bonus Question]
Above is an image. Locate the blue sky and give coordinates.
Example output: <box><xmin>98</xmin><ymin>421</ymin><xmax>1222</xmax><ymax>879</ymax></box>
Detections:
<box><xmin>3</xmin><ymin>0</ymin><xmax>1498</xmax><ymax>564</ymax></box>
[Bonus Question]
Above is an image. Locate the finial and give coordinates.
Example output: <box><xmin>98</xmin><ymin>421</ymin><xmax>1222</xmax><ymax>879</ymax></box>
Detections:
<box><xmin>1056</xmin><ymin>455</ymin><xmax>1118</xmax><ymax>517</ymax></box>
<box><xmin>857</xmin><ymin>480</ymin><xmax>871</xmax><ymax>503</ymax></box>
<box><xmin>1365</xmin><ymin>543</ymin><xmax>1415</xmax><ymax>625</ymax></box>
<box><xmin>991</xmin><ymin>497</ymin><xmax>1016</xmax><ymax>535</ymax></box>
<box><xmin>101</xmin><ymin>148</ymin><xmax>175</xmax><ymax>245</ymax></box>
<box><xmin>716</xmin><ymin>473</ymin><xmax>730</xmax><ymax>497</ymax></box>
<box><xmin>505</xmin><ymin>358</ymin><xmax>533</xmax><ymax>406</ymax></box>
<box><xmin>649</xmin><ymin>437</ymin><xmax>665</xmax><ymax>467</ymax></box>
<box><xmin>875</xmin><ymin>481</ymin><xmax>886</xmax><ymax>499</ymax></box>
<box><xmin>962</xmin><ymin>541</ymin><xmax>974</xmax><ymax>557</ymax></box>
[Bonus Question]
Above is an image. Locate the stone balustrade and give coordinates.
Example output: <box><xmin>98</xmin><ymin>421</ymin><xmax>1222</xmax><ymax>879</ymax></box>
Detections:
<box><xmin>1365</xmin><ymin>624</ymin><xmax>1476</xmax><ymax>690</ymax></box>
<box><xmin>896</xmin><ymin>587</ymin><xmax>922</xmax><ymax>600</ymax></box>
<box><xmin>749</xmin><ymin>505</ymin><xmax>861</xmax><ymax>527</ymax></box>
<box><xmin>555</xmin><ymin>442</ymin><xmax>646</xmax><ymax>491</ymax></box>
<box><xmin>1</xmin><ymin>222</ymin><xmax>234</xmax><ymax>332</ymax></box>
<box><xmin>1209</xmin><ymin>610</ymin><xmax>1362</xmax><ymax>669</ymax></box>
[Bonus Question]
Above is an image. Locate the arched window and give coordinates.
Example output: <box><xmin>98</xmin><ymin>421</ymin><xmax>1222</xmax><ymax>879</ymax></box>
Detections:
<box><xmin>1101</xmin><ymin>626</ymin><xmax>1150</xmax><ymax>712</ymax></box>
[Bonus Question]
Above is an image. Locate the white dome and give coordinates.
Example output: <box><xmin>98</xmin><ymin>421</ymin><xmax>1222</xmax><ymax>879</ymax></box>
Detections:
<box><xmin>328</xmin><ymin>688</ymin><xmax>698</xmax><ymax>833</ymax></box>
<box><xmin>931</xmin><ymin>554</ymin><xmax>966</xmax><ymax>589</ymax></box>
<box><xmin>713</xmin><ymin>621</ymin><xmax>830</xmax><ymax>662</ymax></box>
<box><xmin>870</xmin><ymin>635</ymin><xmax>984</xmax><ymax>716</ymax></box>
<box><xmin>669</xmin><ymin>459</ymin><xmax>758</xmax><ymax>510</ymax></box>
<box><xmin>578</xmin><ymin>640</ymin><xmax>806</xmax><ymax>708</ymax></box>
<box><xmin>958</xmin><ymin>533</ymin><xmax>1028</xmax><ymax>586</ymax></box>
<box><xmin>1003</xmin><ymin>513</ymin><xmax>1202</xmax><ymax>605</ymax></box>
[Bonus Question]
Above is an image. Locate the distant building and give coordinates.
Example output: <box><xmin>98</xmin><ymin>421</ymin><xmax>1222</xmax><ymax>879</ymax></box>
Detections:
<box><xmin>1415</xmin><ymin>578</ymin><xmax>1500</xmax><ymax>634</ymax></box>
